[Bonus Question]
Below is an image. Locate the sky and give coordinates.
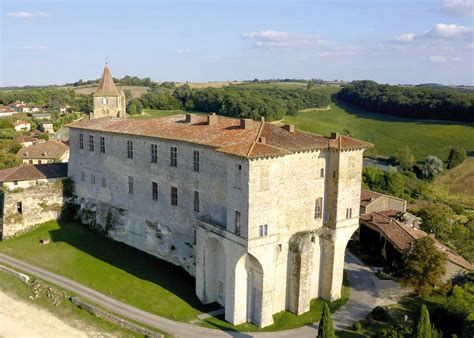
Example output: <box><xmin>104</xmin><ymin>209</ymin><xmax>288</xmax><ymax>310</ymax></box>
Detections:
<box><xmin>1</xmin><ymin>0</ymin><xmax>473</xmax><ymax>86</ymax></box>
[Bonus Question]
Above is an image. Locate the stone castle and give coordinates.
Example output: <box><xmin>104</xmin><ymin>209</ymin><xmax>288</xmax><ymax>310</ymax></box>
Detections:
<box><xmin>66</xmin><ymin>67</ymin><xmax>372</xmax><ymax>327</ymax></box>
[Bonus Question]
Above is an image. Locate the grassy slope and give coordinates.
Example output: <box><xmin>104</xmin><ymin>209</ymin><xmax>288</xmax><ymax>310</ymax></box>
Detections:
<box><xmin>283</xmin><ymin>101</ymin><xmax>474</xmax><ymax>160</ymax></box>
<box><xmin>0</xmin><ymin>220</ymin><xmax>350</xmax><ymax>332</ymax></box>
<box><xmin>0</xmin><ymin>270</ymin><xmax>142</xmax><ymax>337</ymax></box>
<box><xmin>435</xmin><ymin>157</ymin><xmax>474</xmax><ymax>206</ymax></box>
<box><xmin>71</xmin><ymin>85</ymin><xmax>149</xmax><ymax>98</ymax></box>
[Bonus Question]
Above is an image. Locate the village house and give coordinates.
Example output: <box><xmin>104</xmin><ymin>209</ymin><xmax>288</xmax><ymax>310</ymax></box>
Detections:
<box><xmin>0</xmin><ymin>106</ymin><xmax>18</xmax><ymax>117</ymax></box>
<box><xmin>0</xmin><ymin>163</ymin><xmax>68</xmax><ymax>239</ymax></box>
<box><xmin>38</xmin><ymin>121</ymin><xmax>54</xmax><ymax>133</ymax></box>
<box><xmin>358</xmin><ymin>189</ymin><xmax>472</xmax><ymax>279</ymax></box>
<box><xmin>66</xmin><ymin>67</ymin><xmax>374</xmax><ymax>327</ymax></box>
<box><xmin>16</xmin><ymin>139</ymin><xmax>69</xmax><ymax>164</ymax></box>
<box><xmin>14</xmin><ymin>120</ymin><xmax>31</xmax><ymax>132</ymax></box>
<box><xmin>32</xmin><ymin>113</ymin><xmax>52</xmax><ymax>120</ymax></box>
<box><xmin>14</xmin><ymin>135</ymin><xmax>44</xmax><ymax>148</ymax></box>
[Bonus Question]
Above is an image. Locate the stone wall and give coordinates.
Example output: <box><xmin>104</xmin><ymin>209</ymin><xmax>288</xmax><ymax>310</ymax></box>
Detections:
<box><xmin>92</xmin><ymin>95</ymin><xmax>126</xmax><ymax>119</ymax></box>
<box><xmin>0</xmin><ymin>178</ymin><xmax>69</xmax><ymax>239</ymax></box>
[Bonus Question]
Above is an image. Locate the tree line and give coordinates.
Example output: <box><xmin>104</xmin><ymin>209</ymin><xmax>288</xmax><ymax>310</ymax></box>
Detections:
<box><xmin>338</xmin><ymin>80</ymin><xmax>474</xmax><ymax>122</ymax></box>
<box><xmin>137</xmin><ymin>85</ymin><xmax>331</xmax><ymax>121</ymax></box>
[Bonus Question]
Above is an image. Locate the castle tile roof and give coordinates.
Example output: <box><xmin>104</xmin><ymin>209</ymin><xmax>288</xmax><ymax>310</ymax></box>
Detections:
<box><xmin>94</xmin><ymin>67</ymin><xmax>121</xmax><ymax>97</ymax></box>
<box><xmin>16</xmin><ymin>140</ymin><xmax>69</xmax><ymax>160</ymax></box>
<box><xmin>68</xmin><ymin>115</ymin><xmax>373</xmax><ymax>159</ymax></box>
<box><xmin>360</xmin><ymin>211</ymin><xmax>473</xmax><ymax>270</ymax></box>
<box><xmin>0</xmin><ymin>163</ymin><xmax>68</xmax><ymax>182</ymax></box>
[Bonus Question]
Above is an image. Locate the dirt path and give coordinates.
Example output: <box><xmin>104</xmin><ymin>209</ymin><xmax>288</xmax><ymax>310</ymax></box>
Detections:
<box><xmin>0</xmin><ymin>290</ymin><xmax>91</xmax><ymax>338</ymax></box>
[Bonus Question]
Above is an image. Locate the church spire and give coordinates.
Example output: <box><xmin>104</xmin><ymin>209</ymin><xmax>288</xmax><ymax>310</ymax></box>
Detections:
<box><xmin>94</xmin><ymin>66</ymin><xmax>120</xmax><ymax>97</ymax></box>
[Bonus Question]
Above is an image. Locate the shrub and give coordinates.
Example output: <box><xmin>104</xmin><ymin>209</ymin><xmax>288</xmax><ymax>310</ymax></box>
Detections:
<box><xmin>372</xmin><ymin>306</ymin><xmax>389</xmax><ymax>321</ymax></box>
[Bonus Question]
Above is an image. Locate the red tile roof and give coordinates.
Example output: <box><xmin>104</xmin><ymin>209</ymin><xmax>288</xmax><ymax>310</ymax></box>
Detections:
<box><xmin>94</xmin><ymin>67</ymin><xmax>121</xmax><ymax>97</ymax></box>
<box><xmin>68</xmin><ymin>115</ymin><xmax>373</xmax><ymax>159</ymax></box>
<box><xmin>360</xmin><ymin>189</ymin><xmax>384</xmax><ymax>207</ymax></box>
<box><xmin>0</xmin><ymin>163</ymin><xmax>68</xmax><ymax>182</ymax></box>
<box><xmin>14</xmin><ymin>120</ymin><xmax>31</xmax><ymax>126</ymax></box>
<box><xmin>16</xmin><ymin>140</ymin><xmax>69</xmax><ymax>160</ymax></box>
<box><xmin>361</xmin><ymin>211</ymin><xmax>473</xmax><ymax>270</ymax></box>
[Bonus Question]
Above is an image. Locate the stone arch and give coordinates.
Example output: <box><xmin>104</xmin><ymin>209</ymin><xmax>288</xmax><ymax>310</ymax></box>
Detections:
<box><xmin>233</xmin><ymin>253</ymin><xmax>264</xmax><ymax>326</ymax></box>
<box><xmin>203</xmin><ymin>237</ymin><xmax>226</xmax><ymax>306</ymax></box>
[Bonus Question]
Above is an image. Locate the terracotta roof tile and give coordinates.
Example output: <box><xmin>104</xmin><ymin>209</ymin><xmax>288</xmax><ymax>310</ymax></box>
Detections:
<box><xmin>0</xmin><ymin>163</ymin><xmax>68</xmax><ymax>182</ymax></box>
<box><xmin>68</xmin><ymin>115</ymin><xmax>373</xmax><ymax>159</ymax></box>
<box><xmin>16</xmin><ymin>140</ymin><xmax>69</xmax><ymax>160</ymax></box>
<box><xmin>94</xmin><ymin>67</ymin><xmax>121</xmax><ymax>97</ymax></box>
<box><xmin>360</xmin><ymin>189</ymin><xmax>384</xmax><ymax>207</ymax></box>
<box><xmin>361</xmin><ymin>212</ymin><xmax>473</xmax><ymax>270</ymax></box>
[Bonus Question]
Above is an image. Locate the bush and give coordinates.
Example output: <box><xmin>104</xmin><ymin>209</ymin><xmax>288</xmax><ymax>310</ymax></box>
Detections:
<box><xmin>446</xmin><ymin>147</ymin><xmax>466</xmax><ymax>169</ymax></box>
<box><xmin>353</xmin><ymin>321</ymin><xmax>362</xmax><ymax>332</ymax></box>
<box><xmin>372</xmin><ymin>306</ymin><xmax>390</xmax><ymax>321</ymax></box>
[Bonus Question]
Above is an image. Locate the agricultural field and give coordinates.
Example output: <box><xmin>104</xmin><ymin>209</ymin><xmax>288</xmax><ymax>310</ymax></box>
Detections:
<box><xmin>70</xmin><ymin>85</ymin><xmax>149</xmax><ymax>98</ymax></box>
<box><xmin>282</xmin><ymin>101</ymin><xmax>474</xmax><ymax>160</ymax></box>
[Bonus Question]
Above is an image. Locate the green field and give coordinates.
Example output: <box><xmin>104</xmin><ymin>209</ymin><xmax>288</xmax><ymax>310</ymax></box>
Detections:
<box><xmin>0</xmin><ymin>220</ymin><xmax>349</xmax><ymax>332</ymax></box>
<box><xmin>130</xmin><ymin>109</ymin><xmax>190</xmax><ymax>120</ymax></box>
<box><xmin>435</xmin><ymin>157</ymin><xmax>474</xmax><ymax>206</ymax></box>
<box><xmin>282</xmin><ymin>101</ymin><xmax>474</xmax><ymax>160</ymax></box>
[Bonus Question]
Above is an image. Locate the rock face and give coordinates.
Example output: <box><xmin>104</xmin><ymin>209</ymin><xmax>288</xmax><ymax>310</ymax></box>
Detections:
<box><xmin>0</xmin><ymin>178</ymin><xmax>69</xmax><ymax>239</ymax></box>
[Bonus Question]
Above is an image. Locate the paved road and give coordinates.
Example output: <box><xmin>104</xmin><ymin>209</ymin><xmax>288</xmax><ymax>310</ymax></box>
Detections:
<box><xmin>0</xmin><ymin>252</ymin><xmax>408</xmax><ymax>338</ymax></box>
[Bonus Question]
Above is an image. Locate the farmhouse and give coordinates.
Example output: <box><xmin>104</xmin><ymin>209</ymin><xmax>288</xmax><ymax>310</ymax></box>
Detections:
<box><xmin>358</xmin><ymin>189</ymin><xmax>472</xmax><ymax>278</ymax></box>
<box><xmin>16</xmin><ymin>139</ymin><xmax>70</xmax><ymax>164</ymax></box>
<box><xmin>0</xmin><ymin>163</ymin><xmax>69</xmax><ymax>239</ymax></box>
<box><xmin>38</xmin><ymin>121</ymin><xmax>54</xmax><ymax>133</ymax></box>
<box><xmin>14</xmin><ymin>120</ymin><xmax>31</xmax><ymax>132</ymax></box>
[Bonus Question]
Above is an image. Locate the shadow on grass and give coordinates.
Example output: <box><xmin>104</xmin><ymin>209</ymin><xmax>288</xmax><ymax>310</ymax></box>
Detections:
<box><xmin>48</xmin><ymin>219</ymin><xmax>219</xmax><ymax>314</ymax></box>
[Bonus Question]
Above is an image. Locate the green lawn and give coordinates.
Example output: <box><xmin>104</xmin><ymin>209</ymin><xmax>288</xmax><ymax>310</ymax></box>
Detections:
<box><xmin>283</xmin><ymin>101</ymin><xmax>474</xmax><ymax>160</ymax></box>
<box><xmin>0</xmin><ymin>268</ymin><xmax>143</xmax><ymax>337</ymax></box>
<box><xmin>130</xmin><ymin>109</ymin><xmax>190</xmax><ymax>120</ymax></box>
<box><xmin>0</xmin><ymin>220</ymin><xmax>350</xmax><ymax>332</ymax></box>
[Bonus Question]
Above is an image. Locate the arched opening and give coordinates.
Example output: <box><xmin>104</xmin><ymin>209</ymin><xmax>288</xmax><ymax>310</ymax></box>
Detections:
<box><xmin>246</xmin><ymin>254</ymin><xmax>263</xmax><ymax>325</ymax></box>
<box><xmin>203</xmin><ymin>237</ymin><xmax>226</xmax><ymax>306</ymax></box>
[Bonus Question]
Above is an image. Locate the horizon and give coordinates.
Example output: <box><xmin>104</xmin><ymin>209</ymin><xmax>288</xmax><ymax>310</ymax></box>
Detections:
<box><xmin>1</xmin><ymin>0</ymin><xmax>473</xmax><ymax>87</ymax></box>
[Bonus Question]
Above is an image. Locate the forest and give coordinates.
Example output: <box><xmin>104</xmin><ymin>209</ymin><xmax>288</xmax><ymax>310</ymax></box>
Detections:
<box><xmin>338</xmin><ymin>80</ymin><xmax>474</xmax><ymax>122</ymax></box>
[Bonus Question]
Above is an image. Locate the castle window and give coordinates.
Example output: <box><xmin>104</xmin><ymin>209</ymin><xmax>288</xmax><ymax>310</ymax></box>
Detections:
<box><xmin>193</xmin><ymin>150</ymin><xmax>200</xmax><ymax>172</ymax></box>
<box><xmin>90</xmin><ymin>174</ymin><xmax>95</xmax><ymax>184</ymax></box>
<box><xmin>234</xmin><ymin>210</ymin><xmax>241</xmax><ymax>235</ymax></box>
<box><xmin>346</xmin><ymin>208</ymin><xmax>352</xmax><ymax>219</ymax></box>
<box><xmin>81</xmin><ymin>172</ymin><xmax>85</xmax><ymax>182</ymax></box>
<box><xmin>151</xmin><ymin>144</ymin><xmax>158</xmax><ymax>163</ymax></box>
<box><xmin>128</xmin><ymin>176</ymin><xmax>134</xmax><ymax>194</ymax></box>
<box><xmin>234</xmin><ymin>164</ymin><xmax>242</xmax><ymax>189</ymax></box>
<box><xmin>170</xmin><ymin>147</ymin><xmax>177</xmax><ymax>167</ymax></box>
<box><xmin>89</xmin><ymin>135</ymin><xmax>94</xmax><ymax>151</ymax></box>
<box><xmin>171</xmin><ymin>186</ymin><xmax>178</xmax><ymax>206</ymax></box>
<box><xmin>320</xmin><ymin>168</ymin><xmax>325</xmax><ymax>178</ymax></box>
<box><xmin>101</xmin><ymin>177</ymin><xmax>106</xmax><ymax>187</ymax></box>
<box><xmin>127</xmin><ymin>140</ymin><xmax>133</xmax><ymax>159</ymax></box>
<box><xmin>13</xmin><ymin>181</ymin><xmax>18</xmax><ymax>186</ymax></box>
<box><xmin>100</xmin><ymin>136</ymin><xmax>105</xmax><ymax>153</ymax></box>
<box><xmin>259</xmin><ymin>224</ymin><xmax>268</xmax><ymax>237</ymax></box>
<box><xmin>102</xmin><ymin>97</ymin><xmax>108</xmax><ymax>105</ymax></box>
<box><xmin>314</xmin><ymin>197</ymin><xmax>323</xmax><ymax>219</ymax></box>
<box><xmin>79</xmin><ymin>133</ymin><xmax>84</xmax><ymax>149</ymax></box>
<box><xmin>16</xmin><ymin>201</ymin><xmax>22</xmax><ymax>214</ymax></box>
<box><xmin>193</xmin><ymin>191</ymin><xmax>200</xmax><ymax>212</ymax></box>
<box><xmin>152</xmin><ymin>182</ymin><xmax>158</xmax><ymax>201</ymax></box>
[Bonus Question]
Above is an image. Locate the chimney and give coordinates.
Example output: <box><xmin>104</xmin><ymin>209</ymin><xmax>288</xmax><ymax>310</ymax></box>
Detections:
<box><xmin>260</xmin><ymin>116</ymin><xmax>265</xmax><ymax>122</ymax></box>
<box><xmin>283</xmin><ymin>124</ymin><xmax>295</xmax><ymax>132</ymax></box>
<box><xmin>185</xmin><ymin>113</ymin><xmax>197</xmax><ymax>124</ymax></box>
<box><xmin>207</xmin><ymin>113</ymin><xmax>218</xmax><ymax>126</ymax></box>
<box><xmin>258</xmin><ymin>137</ymin><xmax>266</xmax><ymax>144</ymax></box>
<box><xmin>240</xmin><ymin>118</ymin><xmax>253</xmax><ymax>129</ymax></box>
<box><xmin>330</xmin><ymin>132</ymin><xmax>340</xmax><ymax>139</ymax></box>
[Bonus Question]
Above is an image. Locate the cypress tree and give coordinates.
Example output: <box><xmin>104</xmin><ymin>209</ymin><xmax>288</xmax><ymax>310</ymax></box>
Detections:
<box><xmin>413</xmin><ymin>305</ymin><xmax>432</xmax><ymax>338</ymax></box>
<box><xmin>317</xmin><ymin>303</ymin><xmax>336</xmax><ymax>338</ymax></box>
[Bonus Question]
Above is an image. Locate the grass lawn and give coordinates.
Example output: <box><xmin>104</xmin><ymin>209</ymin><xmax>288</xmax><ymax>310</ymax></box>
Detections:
<box><xmin>283</xmin><ymin>101</ymin><xmax>474</xmax><ymax>160</ymax></box>
<box><xmin>0</xmin><ymin>220</ymin><xmax>350</xmax><ymax>332</ymax></box>
<box><xmin>130</xmin><ymin>109</ymin><xmax>190</xmax><ymax>120</ymax></box>
<box><xmin>0</xmin><ymin>268</ymin><xmax>143</xmax><ymax>337</ymax></box>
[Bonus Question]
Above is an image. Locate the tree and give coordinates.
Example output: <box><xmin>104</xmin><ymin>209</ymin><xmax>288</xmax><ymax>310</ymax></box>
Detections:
<box><xmin>123</xmin><ymin>89</ymin><xmax>133</xmax><ymax>104</ymax></box>
<box><xmin>385</xmin><ymin>169</ymin><xmax>404</xmax><ymax>197</ymax></box>
<box><xmin>418</xmin><ymin>203</ymin><xmax>454</xmax><ymax>239</ymax></box>
<box><xmin>400</xmin><ymin>237</ymin><xmax>447</xmax><ymax>297</ymax></box>
<box><xmin>317</xmin><ymin>303</ymin><xmax>335</xmax><ymax>338</ymax></box>
<box><xmin>127</xmin><ymin>104</ymin><xmax>137</xmax><ymax>115</ymax></box>
<box><xmin>394</xmin><ymin>146</ymin><xmax>416</xmax><ymax>172</ymax></box>
<box><xmin>446</xmin><ymin>147</ymin><xmax>466</xmax><ymax>169</ymax></box>
<box><xmin>421</xmin><ymin>156</ymin><xmax>444</xmax><ymax>181</ymax></box>
<box><xmin>413</xmin><ymin>305</ymin><xmax>432</xmax><ymax>338</ymax></box>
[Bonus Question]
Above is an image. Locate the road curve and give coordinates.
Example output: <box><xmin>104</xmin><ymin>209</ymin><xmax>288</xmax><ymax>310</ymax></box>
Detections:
<box><xmin>0</xmin><ymin>252</ymin><xmax>405</xmax><ymax>337</ymax></box>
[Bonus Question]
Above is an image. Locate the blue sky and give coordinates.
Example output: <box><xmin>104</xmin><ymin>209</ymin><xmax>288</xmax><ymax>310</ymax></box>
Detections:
<box><xmin>1</xmin><ymin>0</ymin><xmax>473</xmax><ymax>86</ymax></box>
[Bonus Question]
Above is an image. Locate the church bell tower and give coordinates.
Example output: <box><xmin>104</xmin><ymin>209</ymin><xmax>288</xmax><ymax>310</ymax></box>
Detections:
<box><xmin>91</xmin><ymin>66</ymin><xmax>126</xmax><ymax>119</ymax></box>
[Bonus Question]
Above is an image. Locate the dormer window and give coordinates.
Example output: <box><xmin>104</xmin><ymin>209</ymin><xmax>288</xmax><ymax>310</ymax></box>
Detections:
<box><xmin>102</xmin><ymin>97</ymin><xmax>108</xmax><ymax>105</ymax></box>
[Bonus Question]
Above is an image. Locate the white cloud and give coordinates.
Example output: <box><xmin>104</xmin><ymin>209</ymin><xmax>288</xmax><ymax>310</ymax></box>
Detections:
<box><xmin>177</xmin><ymin>49</ymin><xmax>191</xmax><ymax>54</ymax></box>
<box><xmin>430</xmin><ymin>55</ymin><xmax>448</xmax><ymax>62</ymax></box>
<box><xmin>441</xmin><ymin>0</ymin><xmax>474</xmax><ymax>17</ymax></box>
<box><xmin>242</xmin><ymin>30</ymin><xmax>324</xmax><ymax>48</ymax></box>
<box><xmin>395</xmin><ymin>33</ymin><xmax>416</xmax><ymax>42</ymax></box>
<box><xmin>7</xmin><ymin>11</ymin><xmax>49</xmax><ymax>20</ymax></box>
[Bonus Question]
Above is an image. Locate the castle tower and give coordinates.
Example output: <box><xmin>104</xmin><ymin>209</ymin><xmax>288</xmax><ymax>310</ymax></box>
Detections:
<box><xmin>91</xmin><ymin>66</ymin><xmax>126</xmax><ymax>119</ymax></box>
